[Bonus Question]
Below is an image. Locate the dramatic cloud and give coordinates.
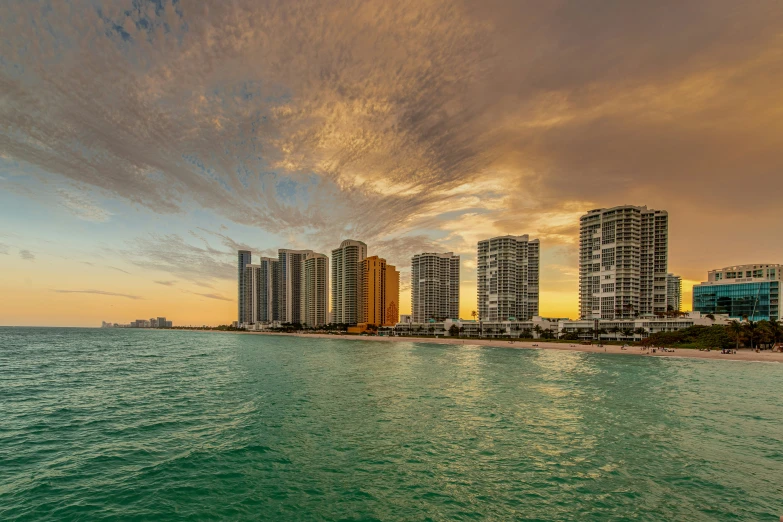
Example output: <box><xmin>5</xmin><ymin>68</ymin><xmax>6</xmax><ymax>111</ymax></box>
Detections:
<box><xmin>53</xmin><ymin>289</ymin><xmax>143</xmax><ymax>300</ymax></box>
<box><xmin>19</xmin><ymin>249</ymin><xmax>35</xmax><ymax>261</ymax></box>
<box><xmin>1</xmin><ymin>0</ymin><xmax>781</xmax><ymax>304</ymax></box>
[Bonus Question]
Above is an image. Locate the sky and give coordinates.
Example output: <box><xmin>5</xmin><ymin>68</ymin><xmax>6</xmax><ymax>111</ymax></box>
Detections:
<box><xmin>1</xmin><ymin>0</ymin><xmax>782</xmax><ymax>327</ymax></box>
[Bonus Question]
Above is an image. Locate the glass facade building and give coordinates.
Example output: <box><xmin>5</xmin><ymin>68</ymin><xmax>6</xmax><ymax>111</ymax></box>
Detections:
<box><xmin>693</xmin><ymin>281</ymin><xmax>780</xmax><ymax>321</ymax></box>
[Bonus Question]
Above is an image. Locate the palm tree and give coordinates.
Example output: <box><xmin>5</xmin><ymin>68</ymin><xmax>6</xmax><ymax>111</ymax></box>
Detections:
<box><xmin>728</xmin><ymin>320</ymin><xmax>743</xmax><ymax>350</ymax></box>
<box><xmin>767</xmin><ymin>318</ymin><xmax>782</xmax><ymax>347</ymax></box>
<box><xmin>533</xmin><ymin>324</ymin><xmax>543</xmax><ymax>339</ymax></box>
<box><xmin>621</xmin><ymin>328</ymin><xmax>633</xmax><ymax>340</ymax></box>
<box><xmin>597</xmin><ymin>327</ymin><xmax>608</xmax><ymax>341</ymax></box>
<box><xmin>610</xmin><ymin>326</ymin><xmax>621</xmax><ymax>341</ymax></box>
<box><xmin>745</xmin><ymin>320</ymin><xmax>758</xmax><ymax>349</ymax></box>
<box><xmin>585</xmin><ymin>327</ymin><xmax>595</xmax><ymax>341</ymax></box>
<box><xmin>634</xmin><ymin>327</ymin><xmax>647</xmax><ymax>339</ymax></box>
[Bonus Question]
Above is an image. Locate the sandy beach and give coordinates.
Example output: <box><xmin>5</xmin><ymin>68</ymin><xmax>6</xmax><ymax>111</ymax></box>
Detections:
<box><xmin>243</xmin><ymin>331</ymin><xmax>783</xmax><ymax>363</ymax></box>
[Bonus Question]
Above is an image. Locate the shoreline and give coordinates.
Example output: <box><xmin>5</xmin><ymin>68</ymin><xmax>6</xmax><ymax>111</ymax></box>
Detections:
<box><xmin>238</xmin><ymin>331</ymin><xmax>783</xmax><ymax>363</ymax></box>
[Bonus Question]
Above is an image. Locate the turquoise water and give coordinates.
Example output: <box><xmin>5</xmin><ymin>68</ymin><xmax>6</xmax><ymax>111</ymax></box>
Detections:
<box><xmin>1</xmin><ymin>328</ymin><xmax>781</xmax><ymax>521</ymax></box>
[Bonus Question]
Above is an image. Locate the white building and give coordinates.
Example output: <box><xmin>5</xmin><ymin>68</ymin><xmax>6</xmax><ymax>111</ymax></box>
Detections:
<box><xmin>411</xmin><ymin>252</ymin><xmax>460</xmax><ymax>323</ymax></box>
<box><xmin>244</xmin><ymin>257</ymin><xmax>279</xmax><ymax>324</ymax></box>
<box><xmin>331</xmin><ymin>240</ymin><xmax>367</xmax><ymax>325</ymax></box>
<box><xmin>579</xmin><ymin>205</ymin><xmax>668</xmax><ymax>319</ymax></box>
<box><xmin>237</xmin><ymin>250</ymin><xmax>252</xmax><ymax>324</ymax></box>
<box><xmin>301</xmin><ymin>252</ymin><xmax>329</xmax><ymax>327</ymax></box>
<box><xmin>393</xmin><ymin>312</ymin><xmax>728</xmax><ymax>341</ymax></box>
<box><xmin>666</xmin><ymin>274</ymin><xmax>682</xmax><ymax>312</ymax></box>
<box><xmin>477</xmin><ymin>235</ymin><xmax>540</xmax><ymax>322</ymax></box>
<box><xmin>278</xmin><ymin>249</ymin><xmax>313</xmax><ymax>324</ymax></box>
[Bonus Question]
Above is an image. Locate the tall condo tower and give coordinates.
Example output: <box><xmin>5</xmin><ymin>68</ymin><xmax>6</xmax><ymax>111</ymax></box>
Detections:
<box><xmin>666</xmin><ymin>273</ymin><xmax>682</xmax><ymax>312</ymax></box>
<box><xmin>411</xmin><ymin>252</ymin><xmax>460</xmax><ymax>323</ymax></box>
<box><xmin>361</xmin><ymin>256</ymin><xmax>400</xmax><ymax>326</ymax></box>
<box><xmin>237</xmin><ymin>250</ymin><xmax>252</xmax><ymax>324</ymax></box>
<box><xmin>477</xmin><ymin>235</ymin><xmax>540</xmax><ymax>322</ymax></box>
<box><xmin>579</xmin><ymin>205</ymin><xmax>668</xmax><ymax>319</ymax></box>
<box><xmin>278</xmin><ymin>249</ymin><xmax>313</xmax><ymax>324</ymax></box>
<box><xmin>331</xmin><ymin>240</ymin><xmax>368</xmax><ymax>325</ymax></box>
<box><xmin>300</xmin><ymin>252</ymin><xmax>329</xmax><ymax>327</ymax></box>
<box><xmin>243</xmin><ymin>257</ymin><xmax>280</xmax><ymax>324</ymax></box>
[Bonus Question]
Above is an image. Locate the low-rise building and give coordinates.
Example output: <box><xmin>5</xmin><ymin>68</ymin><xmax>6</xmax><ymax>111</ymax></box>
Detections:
<box><xmin>693</xmin><ymin>264</ymin><xmax>781</xmax><ymax>321</ymax></box>
<box><xmin>392</xmin><ymin>313</ymin><xmax>729</xmax><ymax>341</ymax></box>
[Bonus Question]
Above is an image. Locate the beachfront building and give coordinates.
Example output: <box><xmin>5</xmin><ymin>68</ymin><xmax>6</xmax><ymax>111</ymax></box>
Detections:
<box><xmin>666</xmin><ymin>274</ymin><xmax>682</xmax><ymax>312</ymax></box>
<box><xmin>237</xmin><ymin>250</ymin><xmax>252</xmax><ymax>323</ymax></box>
<box><xmin>411</xmin><ymin>252</ymin><xmax>460</xmax><ymax>323</ymax></box>
<box><xmin>300</xmin><ymin>252</ymin><xmax>329</xmax><ymax>327</ymax></box>
<box><xmin>477</xmin><ymin>235</ymin><xmax>540</xmax><ymax>322</ymax></box>
<box><xmin>278</xmin><ymin>249</ymin><xmax>313</xmax><ymax>324</ymax></box>
<box><xmin>361</xmin><ymin>256</ymin><xmax>400</xmax><ymax>326</ymax></box>
<box><xmin>579</xmin><ymin>205</ymin><xmax>668</xmax><ymax>320</ymax></box>
<box><xmin>243</xmin><ymin>257</ymin><xmax>279</xmax><ymax>324</ymax></box>
<box><xmin>331</xmin><ymin>240</ymin><xmax>368</xmax><ymax>325</ymax></box>
<box><xmin>692</xmin><ymin>264</ymin><xmax>781</xmax><ymax>321</ymax></box>
<box><xmin>392</xmin><ymin>313</ymin><xmax>729</xmax><ymax>341</ymax></box>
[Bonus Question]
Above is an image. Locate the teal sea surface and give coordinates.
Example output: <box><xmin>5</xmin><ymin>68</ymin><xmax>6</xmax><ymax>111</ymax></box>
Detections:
<box><xmin>1</xmin><ymin>327</ymin><xmax>781</xmax><ymax>520</ymax></box>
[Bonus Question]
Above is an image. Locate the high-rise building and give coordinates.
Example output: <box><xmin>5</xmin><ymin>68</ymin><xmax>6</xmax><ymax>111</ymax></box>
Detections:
<box><xmin>666</xmin><ymin>274</ymin><xmax>682</xmax><ymax>312</ymax></box>
<box><xmin>411</xmin><ymin>252</ymin><xmax>460</xmax><ymax>323</ymax></box>
<box><xmin>361</xmin><ymin>256</ymin><xmax>400</xmax><ymax>326</ymax></box>
<box><xmin>244</xmin><ymin>257</ymin><xmax>279</xmax><ymax>324</ymax></box>
<box><xmin>278</xmin><ymin>249</ymin><xmax>313</xmax><ymax>324</ymax></box>
<box><xmin>477</xmin><ymin>235</ymin><xmax>540</xmax><ymax>322</ymax></box>
<box><xmin>693</xmin><ymin>264</ymin><xmax>781</xmax><ymax>321</ymax></box>
<box><xmin>301</xmin><ymin>252</ymin><xmax>329</xmax><ymax>327</ymax></box>
<box><xmin>156</xmin><ymin>317</ymin><xmax>167</xmax><ymax>329</ymax></box>
<box><xmin>579</xmin><ymin>205</ymin><xmax>668</xmax><ymax>319</ymax></box>
<box><xmin>331</xmin><ymin>240</ymin><xmax>368</xmax><ymax>325</ymax></box>
<box><xmin>237</xmin><ymin>250</ymin><xmax>252</xmax><ymax>323</ymax></box>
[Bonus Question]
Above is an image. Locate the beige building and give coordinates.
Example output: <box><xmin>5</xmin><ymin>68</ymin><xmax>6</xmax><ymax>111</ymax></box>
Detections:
<box><xmin>331</xmin><ymin>240</ymin><xmax>368</xmax><ymax>325</ymax></box>
<box><xmin>361</xmin><ymin>256</ymin><xmax>400</xmax><ymax>326</ymax></box>
<box><xmin>579</xmin><ymin>205</ymin><xmax>668</xmax><ymax>319</ymax></box>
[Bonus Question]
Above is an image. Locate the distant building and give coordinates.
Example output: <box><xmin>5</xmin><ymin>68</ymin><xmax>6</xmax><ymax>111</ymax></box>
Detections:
<box><xmin>666</xmin><ymin>274</ymin><xmax>682</xmax><ymax>312</ymax></box>
<box><xmin>477</xmin><ymin>235</ymin><xmax>540</xmax><ymax>322</ymax></box>
<box><xmin>693</xmin><ymin>264</ymin><xmax>781</xmax><ymax>321</ymax></box>
<box><xmin>301</xmin><ymin>252</ymin><xmax>329</xmax><ymax>327</ymax></box>
<box><xmin>411</xmin><ymin>252</ymin><xmax>460</xmax><ymax>323</ymax></box>
<box><xmin>399</xmin><ymin>314</ymin><xmax>412</xmax><ymax>324</ymax></box>
<box><xmin>361</xmin><ymin>255</ymin><xmax>400</xmax><ymax>326</ymax></box>
<box><xmin>237</xmin><ymin>250</ymin><xmax>252</xmax><ymax>324</ymax></box>
<box><xmin>331</xmin><ymin>240</ymin><xmax>367</xmax><ymax>325</ymax></box>
<box><xmin>278</xmin><ymin>249</ymin><xmax>313</xmax><ymax>324</ymax></box>
<box><xmin>579</xmin><ymin>205</ymin><xmax>668</xmax><ymax>319</ymax></box>
<box><xmin>157</xmin><ymin>317</ymin><xmax>167</xmax><ymax>328</ymax></box>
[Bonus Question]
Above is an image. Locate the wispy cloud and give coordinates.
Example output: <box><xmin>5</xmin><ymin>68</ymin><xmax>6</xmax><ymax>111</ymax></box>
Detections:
<box><xmin>19</xmin><ymin>249</ymin><xmax>35</xmax><ymax>261</ymax></box>
<box><xmin>154</xmin><ymin>280</ymin><xmax>177</xmax><ymax>286</ymax></box>
<box><xmin>57</xmin><ymin>189</ymin><xmax>113</xmax><ymax>223</ymax></box>
<box><xmin>107</xmin><ymin>266</ymin><xmax>131</xmax><ymax>274</ymax></box>
<box><xmin>52</xmin><ymin>289</ymin><xmax>143</xmax><ymax>300</ymax></box>
<box><xmin>189</xmin><ymin>292</ymin><xmax>232</xmax><ymax>302</ymax></box>
<box><xmin>0</xmin><ymin>243</ymin><xmax>8</xmax><ymax>255</ymax></box>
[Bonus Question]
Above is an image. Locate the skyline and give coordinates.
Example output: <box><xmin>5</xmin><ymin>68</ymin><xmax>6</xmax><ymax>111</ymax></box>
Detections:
<box><xmin>2</xmin><ymin>0</ymin><xmax>782</xmax><ymax>326</ymax></box>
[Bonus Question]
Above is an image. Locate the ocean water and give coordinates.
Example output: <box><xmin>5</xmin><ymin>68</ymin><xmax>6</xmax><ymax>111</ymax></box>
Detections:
<box><xmin>1</xmin><ymin>328</ymin><xmax>781</xmax><ymax>521</ymax></box>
